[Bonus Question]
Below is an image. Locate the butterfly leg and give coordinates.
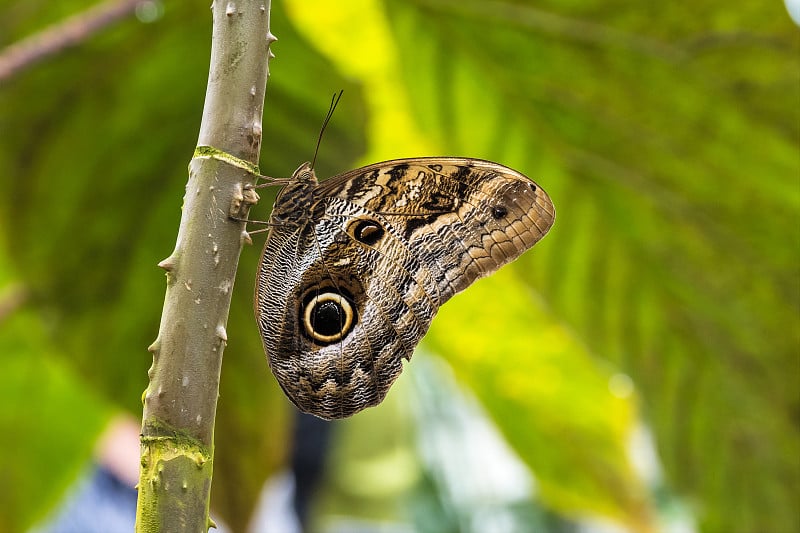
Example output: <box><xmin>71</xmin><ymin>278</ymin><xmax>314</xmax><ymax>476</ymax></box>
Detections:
<box><xmin>227</xmin><ymin>214</ymin><xmax>272</xmax><ymax>245</ymax></box>
<box><xmin>229</xmin><ymin>215</ymin><xmax>272</xmax><ymax>225</ymax></box>
<box><xmin>245</xmin><ymin>226</ymin><xmax>271</xmax><ymax>235</ymax></box>
<box><xmin>253</xmin><ymin>177</ymin><xmax>291</xmax><ymax>189</ymax></box>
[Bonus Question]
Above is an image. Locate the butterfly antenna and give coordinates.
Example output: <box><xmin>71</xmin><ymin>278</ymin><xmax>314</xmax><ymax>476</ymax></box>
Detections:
<box><xmin>311</xmin><ymin>90</ymin><xmax>343</xmax><ymax>169</ymax></box>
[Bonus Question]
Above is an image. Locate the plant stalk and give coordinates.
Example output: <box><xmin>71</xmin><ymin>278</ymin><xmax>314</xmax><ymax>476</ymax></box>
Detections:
<box><xmin>136</xmin><ymin>2</ymin><xmax>274</xmax><ymax>531</ymax></box>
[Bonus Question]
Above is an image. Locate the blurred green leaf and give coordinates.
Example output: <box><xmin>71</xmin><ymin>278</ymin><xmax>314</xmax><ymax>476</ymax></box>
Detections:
<box><xmin>382</xmin><ymin>1</ymin><xmax>800</xmax><ymax>531</ymax></box>
<box><xmin>426</xmin><ymin>270</ymin><xmax>650</xmax><ymax>529</ymax></box>
<box><xmin>0</xmin><ymin>294</ymin><xmax>113</xmax><ymax>531</ymax></box>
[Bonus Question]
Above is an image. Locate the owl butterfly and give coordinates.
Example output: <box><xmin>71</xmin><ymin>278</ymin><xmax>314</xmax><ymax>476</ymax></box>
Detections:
<box><xmin>254</xmin><ymin>156</ymin><xmax>555</xmax><ymax>419</ymax></box>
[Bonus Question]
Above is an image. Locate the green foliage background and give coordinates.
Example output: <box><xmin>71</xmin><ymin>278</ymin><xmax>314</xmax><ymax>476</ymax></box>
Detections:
<box><xmin>0</xmin><ymin>1</ymin><xmax>797</xmax><ymax>532</ymax></box>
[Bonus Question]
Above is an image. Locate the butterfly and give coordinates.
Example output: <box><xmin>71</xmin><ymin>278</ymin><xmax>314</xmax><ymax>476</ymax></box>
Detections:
<box><xmin>253</xmin><ymin>156</ymin><xmax>555</xmax><ymax>419</ymax></box>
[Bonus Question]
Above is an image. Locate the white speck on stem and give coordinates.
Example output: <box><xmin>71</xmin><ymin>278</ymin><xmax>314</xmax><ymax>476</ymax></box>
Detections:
<box><xmin>182</xmin><ymin>376</ymin><xmax>189</xmax><ymax>387</ymax></box>
<box><xmin>219</xmin><ymin>279</ymin><xmax>232</xmax><ymax>294</ymax></box>
<box><xmin>216</xmin><ymin>324</ymin><xmax>228</xmax><ymax>342</ymax></box>
<box><xmin>225</xmin><ymin>2</ymin><xmax>236</xmax><ymax>15</ymax></box>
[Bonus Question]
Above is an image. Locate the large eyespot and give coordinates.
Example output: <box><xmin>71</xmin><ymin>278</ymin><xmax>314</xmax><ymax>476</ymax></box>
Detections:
<box><xmin>301</xmin><ymin>291</ymin><xmax>356</xmax><ymax>344</ymax></box>
<box><xmin>350</xmin><ymin>219</ymin><xmax>385</xmax><ymax>246</ymax></box>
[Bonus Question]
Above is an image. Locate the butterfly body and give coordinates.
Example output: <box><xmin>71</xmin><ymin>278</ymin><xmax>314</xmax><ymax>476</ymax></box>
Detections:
<box><xmin>255</xmin><ymin>157</ymin><xmax>555</xmax><ymax>419</ymax></box>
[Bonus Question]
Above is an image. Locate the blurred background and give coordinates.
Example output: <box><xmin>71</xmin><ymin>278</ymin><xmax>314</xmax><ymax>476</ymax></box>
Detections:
<box><xmin>1</xmin><ymin>1</ymin><xmax>798</xmax><ymax>532</ymax></box>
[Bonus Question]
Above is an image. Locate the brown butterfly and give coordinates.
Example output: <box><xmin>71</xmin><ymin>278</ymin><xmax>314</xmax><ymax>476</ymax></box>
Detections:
<box><xmin>254</xmin><ymin>156</ymin><xmax>555</xmax><ymax>419</ymax></box>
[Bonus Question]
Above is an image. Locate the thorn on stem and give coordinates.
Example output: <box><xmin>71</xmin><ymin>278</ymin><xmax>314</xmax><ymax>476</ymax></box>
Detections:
<box><xmin>158</xmin><ymin>256</ymin><xmax>176</xmax><ymax>271</ymax></box>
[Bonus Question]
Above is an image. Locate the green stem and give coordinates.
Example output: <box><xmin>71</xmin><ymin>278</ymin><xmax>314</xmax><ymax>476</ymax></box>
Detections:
<box><xmin>135</xmin><ymin>2</ymin><xmax>274</xmax><ymax>531</ymax></box>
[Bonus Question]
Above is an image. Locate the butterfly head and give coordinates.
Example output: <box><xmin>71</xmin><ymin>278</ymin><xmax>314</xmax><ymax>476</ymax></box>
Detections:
<box><xmin>269</xmin><ymin>162</ymin><xmax>320</xmax><ymax>224</ymax></box>
<box><xmin>292</xmin><ymin>161</ymin><xmax>317</xmax><ymax>183</ymax></box>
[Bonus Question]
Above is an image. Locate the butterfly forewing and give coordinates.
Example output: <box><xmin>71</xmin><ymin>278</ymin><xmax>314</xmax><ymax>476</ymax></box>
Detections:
<box><xmin>318</xmin><ymin>158</ymin><xmax>555</xmax><ymax>300</ymax></box>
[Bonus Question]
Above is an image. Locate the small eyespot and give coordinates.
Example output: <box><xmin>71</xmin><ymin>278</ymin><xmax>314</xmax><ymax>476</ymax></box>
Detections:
<box><xmin>528</xmin><ymin>182</ymin><xmax>537</xmax><ymax>192</ymax></box>
<box><xmin>492</xmin><ymin>205</ymin><xmax>508</xmax><ymax>220</ymax></box>
<box><xmin>351</xmin><ymin>219</ymin><xmax>385</xmax><ymax>246</ymax></box>
<box><xmin>302</xmin><ymin>291</ymin><xmax>355</xmax><ymax>344</ymax></box>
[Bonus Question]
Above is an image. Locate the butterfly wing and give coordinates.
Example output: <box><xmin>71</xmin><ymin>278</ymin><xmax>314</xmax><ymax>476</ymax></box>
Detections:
<box><xmin>317</xmin><ymin>157</ymin><xmax>555</xmax><ymax>301</ymax></box>
<box><xmin>256</xmin><ymin>197</ymin><xmax>437</xmax><ymax>418</ymax></box>
<box><xmin>256</xmin><ymin>158</ymin><xmax>555</xmax><ymax>419</ymax></box>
